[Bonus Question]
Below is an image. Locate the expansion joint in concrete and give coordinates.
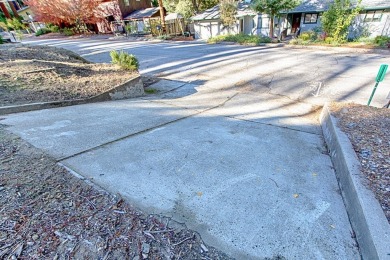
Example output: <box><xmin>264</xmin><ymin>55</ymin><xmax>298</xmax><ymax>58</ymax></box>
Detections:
<box><xmin>56</xmin><ymin>93</ymin><xmax>239</xmax><ymax>162</ymax></box>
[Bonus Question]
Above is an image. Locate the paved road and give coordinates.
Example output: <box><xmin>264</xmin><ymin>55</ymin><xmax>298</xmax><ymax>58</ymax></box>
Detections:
<box><xmin>4</xmin><ymin>38</ymin><xmax>389</xmax><ymax>258</ymax></box>
<box><xmin>24</xmin><ymin>38</ymin><xmax>390</xmax><ymax>107</ymax></box>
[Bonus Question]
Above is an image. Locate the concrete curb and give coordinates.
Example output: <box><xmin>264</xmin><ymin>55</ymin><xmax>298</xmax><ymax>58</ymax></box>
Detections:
<box><xmin>285</xmin><ymin>44</ymin><xmax>390</xmax><ymax>54</ymax></box>
<box><xmin>320</xmin><ymin>103</ymin><xmax>390</xmax><ymax>260</ymax></box>
<box><xmin>0</xmin><ymin>76</ymin><xmax>144</xmax><ymax>115</ymax></box>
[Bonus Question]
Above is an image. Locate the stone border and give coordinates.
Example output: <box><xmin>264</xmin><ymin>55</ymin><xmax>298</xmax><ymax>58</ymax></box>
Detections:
<box><xmin>0</xmin><ymin>76</ymin><xmax>144</xmax><ymax>115</ymax></box>
<box><xmin>320</xmin><ymin>103</ymin><xmax>390</xmax><ymax>260</ymax></box>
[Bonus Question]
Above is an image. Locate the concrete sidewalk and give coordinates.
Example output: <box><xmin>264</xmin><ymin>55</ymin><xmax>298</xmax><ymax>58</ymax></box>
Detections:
<box><xmin>1</xmin><ymin>82</ymin><xmax>359</xmax><ymax>259</ymax></box>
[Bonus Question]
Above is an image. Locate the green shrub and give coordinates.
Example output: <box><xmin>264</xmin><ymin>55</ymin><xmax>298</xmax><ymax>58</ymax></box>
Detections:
<box><xmin>0</xmin><ymin>35</ymin><xmax>3</xmax><ymax>44</ymax></box>
<box><xmin>35</xmin><ymin>28</ymin><xmax>52</xmax><ymax>36</ymax></box>
<box><xmin>157</xmin><ymin>34</ymin><xmax>171</xmax><ymax>40</ymax></box>
<box><xmin>299</xmin><ymin>31</ymin><xmax>317</xmax><ymax>41</ymax></box>
<box><xmin>374</xmin><ymin>35</ymin><xmax>390</xmax><ymax>47</ymax></box>
<box><xmin>207</xmin><ymin>35</ymin><xmax>225</xmax><ymax>44</ymax></box>
<box><xmin>289</xmin><ymin>38</ymin><xmax>301</xmax><ymax>45</ymax></box>
<box><xmin>324</xmin><ymin>36</ymin><xmax>341</xmax><ymax>46</ymax></box>
<box><xmin>47</xmin><ymin>24</ymin><xmax>60</xmax><ymax>33</ymax></box>
<box><xmin>208</xmin><ymin>34</ymin><xmax>271</xmax><ymax>45</ymax></box>
<box><xmin>62</xmin><ymin>28</ymin><xmax>74</xmax><ymax>36</ymax></box>
<box><xmin>324</xmin><ymin>37</ymin><xmax>334</xmax><ymax>44</ymax></box>
<box><xmin>110</xmin><ymin>50</ymin><xmax>139</xmax><ymax>71</ymax></box>
<box><xmin>289</xmin><ymin>38</ymin><xmax>311</xmax><ymax>45</ymax></box>
<box><xmin>6</xmin><ymin>17</ymin><xmax>26</xmax><ymax>30</ymax></box>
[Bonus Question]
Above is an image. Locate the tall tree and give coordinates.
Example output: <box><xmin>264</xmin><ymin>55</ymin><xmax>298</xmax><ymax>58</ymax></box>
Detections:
<box><xmin>252</xmin><ymin>0</ymin><xmax>301</xmax><ymax>38</ymax></box>
<box><xmin>25</xmin><ymin>0</ymin><xmax>105</xmax><ymax>31</ymax></box>
<box><xmin>220</xmin><ymin>0</ymin><xmax>236</xmax><ymax>28</ymax></box>
<box><xmin>157</xmin><ymin>0</ymin><xmax>165</xmax><ymax>26</ymax></box>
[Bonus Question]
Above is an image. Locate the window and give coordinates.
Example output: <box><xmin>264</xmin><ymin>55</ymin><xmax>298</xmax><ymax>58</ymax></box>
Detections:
<box><xmin>364</xmin><ymin>11</ymin><xmax>383</xmax><ymax>22</ymax></box>
<box><xmin>124</xmin><ymin>0</ymin><xmax>130</xmax><ymax>6</ymax></box>
<box><xmin>303</xmin><ymin>13</ymin><xmax>318</xmax><ymax>24</ymax></box>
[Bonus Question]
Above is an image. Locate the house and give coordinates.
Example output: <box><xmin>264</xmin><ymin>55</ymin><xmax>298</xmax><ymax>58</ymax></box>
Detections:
<box><xmin>97</xmin><ymin>0</ymin><xmax>152</xmax><ymax>33</ymax></box>
<box><xmin>123</xmin><ymin>7</ymin><xmax>163</xmax><ymax>33</ymax></box>
<box><xmin>192</xmin><ymin>0</ymin><xmax>390</xmax><ymax>40</ymax></box>
<box><xmin>280</xmin><ymin>0</ymin><xmax>390</xmax><ymax>38</ymax></box>
<box><xmin>192</xmin><ymin>2</ymin><xmax>263</xmax><ymax>39</ymax></box>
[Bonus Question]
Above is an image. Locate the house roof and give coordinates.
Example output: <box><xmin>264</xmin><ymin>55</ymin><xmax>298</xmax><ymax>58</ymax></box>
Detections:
<box><xmin>191</xmin><ymin>2</ymin><xmax>256</xmax><ymax>21</ymax></box>
<box><xmin>360</xmin><ymin>0</ymin><xmax>390</xmax><ymax>10</ymax></box>
<box><xmin>282</xmin><ymin>0</ymin><xmax>390</xmax><ymax>14</ymax></box>
<box><xmin>16</xmin><ymin>6</ymin><xmax>30</xmax><ymax>13</ymax></box>
<box><xmin>123</xmin><ymin>7</ymin><xmax>161</xmax><ymax>20</ymax></box>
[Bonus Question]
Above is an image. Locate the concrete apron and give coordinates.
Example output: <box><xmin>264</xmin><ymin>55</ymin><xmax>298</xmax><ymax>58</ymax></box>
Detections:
<box><xmin>1</xmin><ymin>81</ymin><xmax>359</xmax><ymax>259</ymax></box>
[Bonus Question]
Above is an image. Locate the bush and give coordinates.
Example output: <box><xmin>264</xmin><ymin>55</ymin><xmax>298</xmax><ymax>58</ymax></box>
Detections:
<box><xmin>299</xmin><ymin>31</ymin><xmax>317</xmax><ymax>41</ymax></box>
<box><xmin>35</xmin><ymin>28</ymin><xmax>52</xmax><ymax>36</ymax></box>
<box><xmin>289</xmin><ymin>38</ymin><xmax>311</xmax><ymax>45</ymax></box>
<box><xmin>62</xmin><ymin>28</ymin><xmax>74</xmax><ymax>36</ymax></box>
<box><xmin>157</xmin><ymin>34</ymin><xmax>171</xmax><ymax>40</ymax></box>
<box><xmin>0</xmin><ymin>35</ymin><xmax>3</xmax><ymax>44</ymax></box>
<box><xmin>6</xmin><ymin>17</ymin><xmax>26</xmax><ymax>31</ymax></box>
<box><xmin>374</xmin><ymin>35</ymin><xmax>390</xmax><ymax>47</ymax></box>
<box><xmin>324</xmin><ymin>37</ymin><xmax>341</xmax><ymax>45</ymax></box>
<box><xmin>47</xmin><ymin>24</ymin><xmax>60</xmax><ymax>33</ymax></box>
<box><xmin>110</xmin><ymin>50</ymin><xmax>139</xmax><ymax>71</ymax></box>
<box><xmin>289</xmin><ymin>38</ymin><xmax>302</xmax><ymax>45</ymax></box>
<box><xmin>207</xmin><ymin>34</ymin><xmax>271</xmax><ymax>45</ymax></box>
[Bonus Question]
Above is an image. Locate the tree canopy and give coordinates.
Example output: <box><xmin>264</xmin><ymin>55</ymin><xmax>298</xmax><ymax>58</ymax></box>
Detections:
<box><xmin>25</xmin><ymin>0</ymin><xmax>105</xmax><ymax>29</ymax></box>
<box><xmin>321</xmin><ymin>0</ymin><xmax>362</xmax><ymax>42</ymax></box>
<box><xmin>220</xmin><ymin>0</ymin><xmax>237</xmax><ymax>27</ymax></box>
<box><xmin>252</xmin><ymin>0</ymin><xmax>301</xmax><ymax>37</ymax></box>
<box><xmin>163</xmin><ymin>0</ymin><xmax>218</xmax><ymax>18</ymax></box>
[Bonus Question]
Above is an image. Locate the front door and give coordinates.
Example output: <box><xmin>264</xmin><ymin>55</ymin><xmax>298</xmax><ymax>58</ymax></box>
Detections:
<box><xmin>291</xmin><ymin>13</ymin><xmax>301</xmax><ymax>33</ymax></box>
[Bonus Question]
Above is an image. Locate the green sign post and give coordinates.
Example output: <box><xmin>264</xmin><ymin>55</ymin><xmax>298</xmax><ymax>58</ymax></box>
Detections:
<box><xmin>368</xmin><ymin>64</ymin><xmax>388</xmax><ymax>106</ymax></box>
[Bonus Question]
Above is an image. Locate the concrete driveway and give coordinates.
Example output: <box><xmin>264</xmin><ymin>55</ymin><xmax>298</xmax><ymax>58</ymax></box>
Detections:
<box><xmin>3</xmin><ymin>38</ymin><xmax>388</xmax><ymax>258</ymax></box>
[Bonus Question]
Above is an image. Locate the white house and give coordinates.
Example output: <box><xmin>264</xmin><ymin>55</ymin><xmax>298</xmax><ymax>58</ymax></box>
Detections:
<box><xmin>192</xmin><ymin>2</ymin><xmax>263</xmax><ymax>40</ymax></box>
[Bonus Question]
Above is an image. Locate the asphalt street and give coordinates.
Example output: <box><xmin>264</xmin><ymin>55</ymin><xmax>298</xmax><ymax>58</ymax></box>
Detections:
<box><xmin>3</xmin><ymin>38</ymin><xmax>389</xmax><ymax>258</ymax></box>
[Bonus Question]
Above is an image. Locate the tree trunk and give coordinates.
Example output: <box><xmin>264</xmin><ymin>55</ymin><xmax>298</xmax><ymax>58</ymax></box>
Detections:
<box><xmin>157</xmin><ymin>0</ymin><xmax>165</xmax><ymax>28</ymax></box>
<box><xmin>192</xmin><ymin>0</ymin><xmax>199</xmax><ymax>14</ymax></box>
<box><xmin>0</xmin><ymin>3</ymin><xmax>11</xmax><ymax>19</ymax></box>
<box><xmin>269</xmin><ymin>15</ymin><xmax>274</xmax><ymax>38</ymax></box>
<box><xmin>9</xmin><ymin>2</ymin><xmax>20</xmax><ymax>18</ymax></box>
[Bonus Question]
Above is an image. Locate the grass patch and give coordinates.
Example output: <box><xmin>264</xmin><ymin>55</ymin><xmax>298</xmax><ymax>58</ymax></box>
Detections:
<box><xmin>145</xmin><ymin>88</ymin><xmax>158</xmax><ymax>94</ymax></box>
<box><xmin>208</xmin><ymin>34</ymin><xmax>272</xmax><ymax>45</ymax></box>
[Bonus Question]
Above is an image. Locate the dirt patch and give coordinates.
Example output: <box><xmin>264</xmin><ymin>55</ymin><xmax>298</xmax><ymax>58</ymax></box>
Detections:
<box><xmin>0</xmin><ymin>44</ymin><xmax>137</xmax><ymax>106</ymax></box>
<box><xmin>330</xmin><ymin>102</ymin><xmax>389</xmax><ymax>222</ymax></box>
<box><xmin>0</xmin><ymin>125</ymin><xmax>235</xmax><ymax>259</ymax></box>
